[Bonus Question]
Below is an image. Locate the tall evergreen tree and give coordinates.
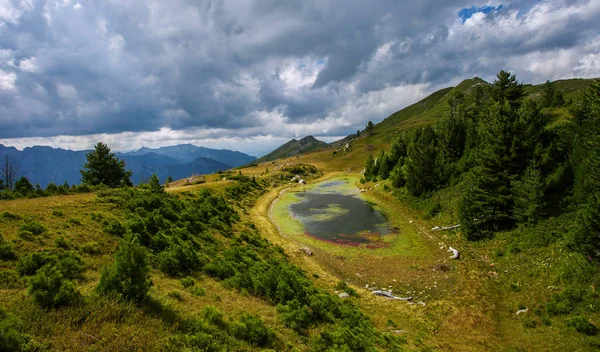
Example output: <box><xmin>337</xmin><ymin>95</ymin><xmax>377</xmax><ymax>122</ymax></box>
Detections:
<box><xmin>512</xmin><ymin>161</ymin><xmax>545</xmax><ymax>224</ymax></box>
<box><xmin>570</xmin><ymin>81</ymin><xmax>600</xmax><ymax>254</ymax></box>
<box><xmin>491</xmin><ymin>70</ymin><xmax>524</xmax><ymax>109</ymax></box>
<box><xmin>81</xmin><ymin>142</ymin><xmax>133</xmax><ymax>188</ymax></box>
<box><xmin>405</xmin><ymin>126</ymin><xmax>440</xmax><ymax>196</ymax></box>
<box><xmin>378</xmin><ymin>152</ymin><xmax>391</xmax><ymax>180</ymax></box>
<box><xmin>364</xmin><ymin>154</ymin><xmax>375</xmax><ymax>181</ymax></box>
<box><xmin>14</xmin><ymin>176</ymin><xmax>34</xmax><ymax>195</ymax></box>
<box><xmin>148</xmin><ymin>173</ymin><xmax>165</xmax><ymax>194</ymax></box>
<box><xmin>459</xmin><ymin>101</ymin><xmax>515</xmax><ymax>239</ymax></box>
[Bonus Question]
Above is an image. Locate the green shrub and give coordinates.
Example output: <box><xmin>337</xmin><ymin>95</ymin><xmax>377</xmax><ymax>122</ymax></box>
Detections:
<box><xmin>103</xmin><ymin>218</ymin><xmax>126</xmax><ymax>236</ymax></box>
<box><xmin>0</xmin><ymin>235</ymin><xmax>16</xmax><ymax>260</ymax></box>
<box><xmin>190</xmin><ymin>286</ymin><xmax>206</xmax><ymax>297</ymax></box>
<box><xmin>16</xmin><ymin>252</ymin><xmax>58</xmax><ymax>276</ymax></box>
<box><xmin>230</xmin><ymin>314</ymin><xmax>275</xmax><ymax>347</ymax></box>
<box><xmin>81</xmin><ymin>241</ymin><xmax>101</xmax><ymax>255</ymax></box>
<box><xmin>335</xmin><ymin>281</ymin><xmax>358</xmax><ymax>297</ymax></box>
<box><xmin>566</xmin><ymin>315</ymin><xmax>599</xmax><ymax>335</ymax></box>
<box><xmin>423</xmin><ymin>202</ymin><xmax>442</xmax><ymax>219</ymax></box>
<box><xmin>97</xmin><ymin>235</ymin><xmax>152</xmax><ymax>303</ymax></box>
<box><xmin>547</xmin><ymin>288</ymin><xmax>584</xmax><ymax>315</ymax></box>
<box><xmin>19</xmin><ymin>220</ymin><xmax>46</xmax><ymax>236</ymax></box>
<box><xmin>168</xmin><ymin>291</ymin><xmax>184</xmax><ymax>301</ymax></box>
<box><xmin>55</xmin><ymin>253</ymin><xmax>86</xmax><ymax>280</ymax></box>
<box><xmin>158</xmin><ymin>243</ymin><xmax>201</xmax><ymax>276</ymax></box>
<box><xmin>52</xmin><ymin>209</ymin><xmax>64</xmax><ymax>217</ymax></box>
<box><xmin>181</xmin><ymin>277</ymin><xmax>196</xmax><ymax>288</ymax></box>
<box><xmin>1</xmin><ymin>211</ymin><xmax>21</xmax><ymax>220</ymax></box>
<box><xmin>0</xmin><ymin>270</ymin><xmax>23</xmax><ymax>289</ymax></box>
<box><xmin>0</xmin><ymin>308</ymin><xmax>27</xmax><ymax>351</ymax></box>
<box><xmin>277</xmin><ymin>299</ymin><xmax>312</xmax><ymax>332</ymax></box>
<box><xmin>68</xmin><ymin>218</ymin><xmax>82</xmax><ymax>226</ymax></box>
<box><xmin>28</xmin><ymin>265</ymin><xmax>80</xmax><ymax>308</ymax></box>
<box><xmin>54</xmin><ymin>236</ymin><xmax>70</xmax><ymax>249</ymax></box>
<box><xmin>202</xmin><ymin>306</ymin><xmax>227</xmax><ymax>329</ymax></box>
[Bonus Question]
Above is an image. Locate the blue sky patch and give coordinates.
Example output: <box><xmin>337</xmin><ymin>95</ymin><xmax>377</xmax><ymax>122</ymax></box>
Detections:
<box><xmin>458</xmin><ymin>5</ymin><xmax>504</xmax><ymax>22</ymax></box>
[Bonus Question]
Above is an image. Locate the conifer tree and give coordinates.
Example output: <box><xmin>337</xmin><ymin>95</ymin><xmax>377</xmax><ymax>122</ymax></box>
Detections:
<box><xmin>512</xmin><ymin>161</ymin><xmax>545</xmax><ymax>224</ymax></box>
<box><xmin>14</xmin><ymin>176</ymin><xmax>34</xmax><ymax>195</ymax></box>
<box><xmin>378</xmin><ymin>152</ymin><xmax>391</xmax><ymax>180</ymax></box>
<box><xmin>570</xmin><ymin>81</ymin><xmax>600</xmax><ymax>254</ymax></box>
<box><xmin>97</xmin><ymin>234</ymin><xmax>152</xmax><ymax>303</ymax></box>
<box><xmin>81</xmin><ymin>142</ymin><xmax>133</xmax><ymax>188</ymax></box>
<box><xmin>148</xmin><ymin>173</ymin><xmax>165</xmax><ymax>194</ymax></box>
<box><xmin>364</xmin><ymin>154</ymin><xmax>375</xmax><ymax>182</ymax></box>
<box><xmin>405</xmin><ymin>126</ymin><xmax>440</xmax><ymax>196</ymax></box>
<box><xmin>459</xmin><ymin>101</ymin><xmax>515</xmax><ymax>239</ymax></box>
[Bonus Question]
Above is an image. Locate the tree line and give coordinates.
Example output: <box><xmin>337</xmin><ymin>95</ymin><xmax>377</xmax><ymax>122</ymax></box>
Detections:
<box><xmin>363</xmin><ymin>70</ymin><xmax>600</xmax><ymax>256</ymax></box>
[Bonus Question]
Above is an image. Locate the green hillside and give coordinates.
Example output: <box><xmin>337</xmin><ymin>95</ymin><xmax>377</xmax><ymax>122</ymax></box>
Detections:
<box><xmin>256</xmin><ymin>136</ymin><xmax>329</xmax><ymax>163</ymax></box>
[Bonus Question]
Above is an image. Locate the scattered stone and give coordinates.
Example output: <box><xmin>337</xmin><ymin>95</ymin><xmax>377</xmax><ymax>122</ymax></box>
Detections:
<box><xmin>299</xmin><ymin>247</ymin><xmax>313</xmax><ymax>256</ymax></box>
<box><xmin>409</xmin><ymin>220</ymin><xmax>414</xmax><ymax>224</ymax></box>
<box><xmin>371</xmin><ymin>290</ymin><xmax>412</xmax><ymax>301</ymax></box>
<box><xmin>392</xmin><ymin>330</ymin><xmax>407</xmax><ymax>334</ymax></box>
<box><xmin>298</xmin><ymin>179</ymin><xmax>306</xmax><ymax>185</ymax></box>
<box><xmin>516</xmin><ymin>307</ymin><xmax>528</xmax><ymax>315</ymax></box>
<box><xmin>448</xmin><ymin>247</ymin><xmax>460</xmax><ymax>259</ymax></box>
<box><xmin>431</xmin><ymin>226</ymin><xmax>441</xmax><ymax>231</ymax></box>
<box><xmin>339</xmin><ymin>292</ymin><xmax>350</xmax><ymax>299</ymax></box>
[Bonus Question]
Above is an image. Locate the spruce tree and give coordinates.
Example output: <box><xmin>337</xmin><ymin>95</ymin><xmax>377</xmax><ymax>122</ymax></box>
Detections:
<box><xmin>364</xmin><ymin>154</ymin><xmax>375</xmax><ymax>181</ymax></box>
<box><xmin>378</xmin><ymin>152</ymin><xmax>391</xmax><ymax>180</ymax></box>
<box><xmin>81</xmin><ymin>142</ymin><xmax>133</xmax><ymax>188</ymax></box>
<box><xmin>512</xmin><ymin>161</ymin><xmax>545</xmax><ymax>224</ymax></box>
<box><xmin>405</xmin><ymin>126</ymin><xmax>440</xmax><ymax>196</ymax></box>
<box><xmin>570</xmin><ymin>81</ymin><xmax>600</xmax><ymax>254</ymax></box>
<box><xmin>459</xmin><ymin>101</ymin><xmax>515</xmax><ymax>239</ymax></box>
<box><xmin>14</xmin><ymin>176</ymin><xmax>34</xmax><ymax>195</ymax></box>
<box><xmin>148</xmin><ymin>173</ymin><xmax>165</xmax><ymax>194</ymax></box>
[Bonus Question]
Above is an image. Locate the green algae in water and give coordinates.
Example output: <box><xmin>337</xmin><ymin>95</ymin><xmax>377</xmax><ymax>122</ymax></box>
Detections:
<box><xmin>288</xmin><ymin>179</ymin><xmax>394</xmax><ymax>247</ymax></box>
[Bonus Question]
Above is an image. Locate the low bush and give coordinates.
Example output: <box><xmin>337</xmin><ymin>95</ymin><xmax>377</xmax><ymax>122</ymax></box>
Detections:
<box><xmin>566</xmin><ymin>315</ymin><xmax>599</xmax><ymax>335</ymax></box>
<box><xmin>230</xmin><ymin>314</ymin><xmax>275</xmax><ymax>348</ymax></box>
<box><xmin>180</xmin><ymin>277</ymin><xmax>195</xmax><ymax>288</ymax></box>
<box><xmin>547</xmin><ymin>287</ymin><xmax>584</xmax><ymax>315</ymax></box>
<box><xmin>0</xmin><ymin>270</ymin><xmax>23</xmax><ymax>289</ymax></box>
<box><xmin>17</xmin><ymin>252</ymin><xmax>58</xmax><ymax>276</ymax></box>
<box><xmin>0</xmin><ymin>308</ymin><xmax>27</xmax><ymax>351</ymax></box>
<box><xmin>28</xmin><ymin>264</ymin><xmax>80</xmax><ymax>308</ymax></box>
<box><xmin>0</xmin><ymin>234</ymin><xmax>16</xmax><ymax>260</ymax></box>
<box><xmin>81</xmin><ymin>241</ymin><xmax>101</xmax><ymax>255</ymax></box>
<box><xmin>19</xmin><ymin>220</ymin><xmax>46</xmax><ymax>236</ymax></box>
<box><xmin>168</xmin><ymin>291</ymin><xmax>184</xmax><ymax>301</ymax></box>
<box><xmin>158</xmin><ymin>243</ymin><xmax>202</xmax><ymax>276</ymax></box>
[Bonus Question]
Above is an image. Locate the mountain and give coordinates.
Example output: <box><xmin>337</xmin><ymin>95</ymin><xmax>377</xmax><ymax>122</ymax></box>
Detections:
<box><xmin>0</xmin><ymin>144</ymin><xmax>241</xmax><ymax>187</ymax></box>
<box><xmin>124</xmin><ymin>144</ymin><xmax>256</xmax><ymax>167</ymax></box>
<box><xmin>256</xmin><ymin>136</ymin><xmax>329</xmax><ymax>162</ymax></box>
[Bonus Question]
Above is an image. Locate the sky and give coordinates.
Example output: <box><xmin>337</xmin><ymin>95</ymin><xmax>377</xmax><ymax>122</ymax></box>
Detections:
<box><xmin>0</xmin><ymin>0</ymin><xmax>599</xmax><ymax>157</ymax></box>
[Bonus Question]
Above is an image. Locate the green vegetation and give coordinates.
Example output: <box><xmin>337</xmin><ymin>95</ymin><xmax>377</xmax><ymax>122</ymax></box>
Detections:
<box><xmin>80</xmin><ymin>141</ymin><xmax>133</xmax><ymax>187</ymax></box>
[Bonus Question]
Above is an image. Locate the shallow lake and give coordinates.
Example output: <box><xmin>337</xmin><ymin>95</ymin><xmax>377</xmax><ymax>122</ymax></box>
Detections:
<box><xmin>280</xmin><ymin>178</ymin><xmax>394</xmax><ymax>248</ymax></box>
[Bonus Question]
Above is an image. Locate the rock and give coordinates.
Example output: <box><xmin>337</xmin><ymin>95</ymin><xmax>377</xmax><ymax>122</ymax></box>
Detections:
<box><xmin>392</xmin><ymin>329</ymin><xmax>407</xmax><ymax>334</ymax></box>
<box><xmin>339</xmin><ymin>292</ymin><xmax>350</xmax><ymax>299</ymax></box>
<box><xmin>299</xmin><ymin>247</ymin><xmax>313</xmax><ymax>256</ymax></box>
<box><xmin>516</xmin><ymin>307</ymin><xmax>528</xmax><ymax>315</ymax></box>
<box><xmin>299</xmin><ymin>179</ymin><xmax>305</xmax><ymax>185</ymax></box>
<box><xmin>448</xmin><ymin>247</ymin><xmax>460</xmax><ymax>259</ymax></box>
<box><xmin>431</xmin><ymin>226</ymin><xmax>441</xmax><ymax>231</ymax></box>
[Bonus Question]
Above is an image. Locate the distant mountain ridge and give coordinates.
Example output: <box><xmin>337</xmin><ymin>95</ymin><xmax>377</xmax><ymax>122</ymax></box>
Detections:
<box><xmin>0</xmin><ymin>144</ymin><xmax>254</xmax><ymax>187</ymax></box>
<box><xmin>256</xmin><ymin>136</ymin><xmax>329</xmax><ymax>162</ymax></box>
<box><xmin>123</xmin><ymin>144</ymin><xmax>255</xmax><ymax>166</ymax></box>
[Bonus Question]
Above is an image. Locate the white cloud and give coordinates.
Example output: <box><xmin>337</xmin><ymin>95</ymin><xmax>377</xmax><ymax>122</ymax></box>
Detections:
<box><xmin>0</xmin><ymin>69</ymin><xmax>16</xmax><ymax>90</ymax></box>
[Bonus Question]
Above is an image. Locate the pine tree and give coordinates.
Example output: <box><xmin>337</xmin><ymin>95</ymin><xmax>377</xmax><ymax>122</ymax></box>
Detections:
<box><xmin>405</xmin><ymin>126</ymin><xmax>440</xmax><ymax>196</ymax></box>
<box><xmin>97</xmin><ymin>234</ymin><xmax>152</xmax><ymax>303</ymax></box>
<box><xmin>378</xmin><ymin>152</ymin><xmax>391</xmax><ymax>180</ymax></box>
<box><xmin>364</xmin><ymin>154</ymin><xmax>375</xmax><ymax>181</ymax></box>
<box><xmin>491</xmin><ymin>70</ymin><xmax>524</xmax><ymax>109</ymax></box>
<box><xmin>389</xmin><ymin>133</ymin><xmax>408</xmax><ymax>165</ymax></box>
<box><xmin>570</xmin><ymin>81</ymin><xmax>600</xmax><ymax>254</ymax></box>
<box><xmin>14</xmin><ymin>176</ymin><xmax>34</xmax><ymax>195</ymax></box>
<box><xmin>80</xmin><ymin>142</ymin><xmax>133</xmax><ymax>188</ymax></box>
<box><xmin>148</xmin><ymin>173</ymin><xmax>165</xmax><ymax>194</ymax></box>
<box><xmin>459</xmin><ymin>101</ymin><xmax>515</xmax><ymax>239</ymax></box>
<box><xmin>512</xmin><ymin>161</ymin><xmax>545</xmax><ymax>224</ymax></box>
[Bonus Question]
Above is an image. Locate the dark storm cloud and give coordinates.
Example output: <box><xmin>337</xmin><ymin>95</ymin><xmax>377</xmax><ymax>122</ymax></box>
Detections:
<box><xmin>0</xmin><ymin>0</ymin><xmax>599</xmax><ymax>146</ymax></box>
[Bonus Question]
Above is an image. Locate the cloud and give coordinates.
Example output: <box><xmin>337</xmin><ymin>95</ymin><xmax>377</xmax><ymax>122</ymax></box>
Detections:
<box><xmin>0</xmin><ymin>0</ymin><xmax>599</xmax><ymax>156</ymax></box>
